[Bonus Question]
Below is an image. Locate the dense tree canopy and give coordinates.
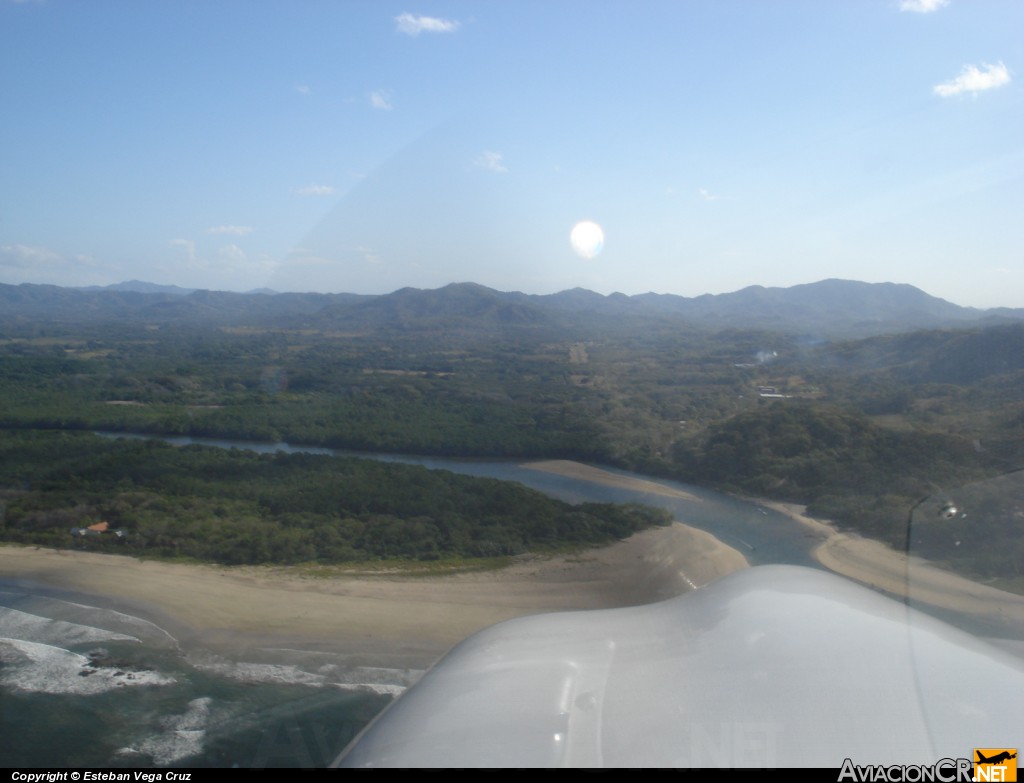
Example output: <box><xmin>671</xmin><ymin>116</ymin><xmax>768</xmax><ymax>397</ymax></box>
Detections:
<box><xmin>0</xmin><ymin>430</ymin><xmax>671</xmax><ymax>565</ymax></box>
<box><xmin>0</xmin><ymin>311</ymin><xmax>1019</xmax><ymax>580</ymax></box>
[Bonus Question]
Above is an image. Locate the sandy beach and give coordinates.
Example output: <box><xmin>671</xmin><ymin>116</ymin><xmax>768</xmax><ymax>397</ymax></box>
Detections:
<box><xmin>0</xmin><ymin>459</ymin><xmax>739</xmax><ymax>671</ymax></box>
<box><xmin>0</xmin><ymin>517</ymin><xmax>746</xmax><ymax>669</ymax></box>
<box><xmin>756</xmin><ymin>498</ymin><xmax>1024</xmax><ymax>632</ymax></box>
<box><xmin>521</xmin><ymin>459</ymin><xmax>703</xmax><ymax>502</ymax></box>
<box><xmin>527</xmin><ymin>462</ymin><xmax>1024</xmax><ymax>632</ymax></box>
<box><xmin>4</xmin><ymin>460</ymin><xmax>1021</xmax><ymax>672</ymax></box>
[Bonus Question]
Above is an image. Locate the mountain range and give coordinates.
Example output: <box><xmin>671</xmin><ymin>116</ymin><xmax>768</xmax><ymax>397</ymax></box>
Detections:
<box><xmin>1</xmin><ymin>279</ymin><xmax>1021</xmax><ymax>338</ymax></box>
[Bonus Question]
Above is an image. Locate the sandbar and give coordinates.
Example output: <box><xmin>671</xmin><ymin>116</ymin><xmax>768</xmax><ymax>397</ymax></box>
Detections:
<box><xmin>0</xmin><ymin>520</ymin><xmax>746</xmax><ymax>669</ymax></box>
<box><xmin>757</xmin><ymin>499</ymin><xmax>1024</xmax><ymax>632</ymax></box>
<box><xmin>6</xmin><ymin>458</ymin><xmax>1020</xmax><ymax>673</ymax></box>
<box><xmin>522</xmin><ymin>459</ymin><xmax>702</xmax><ymax>501</ymax></box>
<box><xmin>521</xmin><ymin>461</ymin><xmax>1024</xmax><ymax>632</ymax></box>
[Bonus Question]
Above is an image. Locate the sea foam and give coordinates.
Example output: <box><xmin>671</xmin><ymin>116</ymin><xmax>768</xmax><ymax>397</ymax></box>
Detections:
<box><xmin>131</xmin><ymin>697</ymin><xmax>212</xmax><ymax>766</ymax></box>
<box><xmin>0</xmin><ymin>590</ymin><xmax>179</xmax><ymax>649</ymax></box>
<box><xmin>0</xmin><ymin>637</ymin><xmax>175</xmax><ymax>695</ymax></box>
<box><xmin>0</xmin><ymin>606</ymin><xmax>139</xmax><ymax>647</ymax></box>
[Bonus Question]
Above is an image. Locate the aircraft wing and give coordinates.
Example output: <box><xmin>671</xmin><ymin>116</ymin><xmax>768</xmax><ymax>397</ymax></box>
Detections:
<box><xmin>336</xmin><ymin>565</ymin><xmax>1024</xmax><ymax>768</ymax></box>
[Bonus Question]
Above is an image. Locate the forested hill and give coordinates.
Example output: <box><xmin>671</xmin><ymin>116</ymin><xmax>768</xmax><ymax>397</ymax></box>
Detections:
<box><xmin>0</xmin><ymin>431</ymin><xmax>672</xmax><ymax>565</ymax></box>
<box><xmin>2</xmin><ymin>278</ymin><xmax>1020</xmax><ymax>338</ymax></box>
<box><xmin>2</xmin><ymin>278</ymin><xmax>1021</xmax><ymax>583</ymax></box>
<box><xmin>816</xmin><ymin>322</ymin><xmax>1024</xmax><ymax>384</ymax></box>
<box><xmin>679</xmin><ymin>404</ymin><xmax>983</xmax><ymax>541</ymax></box>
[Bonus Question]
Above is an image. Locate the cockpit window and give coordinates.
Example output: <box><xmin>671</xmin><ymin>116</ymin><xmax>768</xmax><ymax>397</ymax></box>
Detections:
<box><xmin>0</xmin><ymin>0</ymin><xmax>1022</xmax><ymax>770</ymax></box>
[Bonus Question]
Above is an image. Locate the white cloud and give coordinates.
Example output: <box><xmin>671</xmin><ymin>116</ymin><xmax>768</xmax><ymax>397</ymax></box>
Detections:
<box><xmin>474</xmin><ymin>151</ymin><xmax>508</xmax><ymax>173</ymax></box>
<box><xmin>218</xmin><ymin>244</ymin><xmax>246</xmax><ymax>261</ymax></box>
<box><xmin>0</xmin><ymin>244</ymin><xmax>110</xmax><ymax>286</ymax></box>
<box><xmin>354</xmin><ymin>246</ymin><xmax>381</xmax><ymax>264</ymax></box>
<box><xmin>394</xmin><ymin>13</ymin><xmax>460</xmax><ymax>36</ymax></box>
<box><xmin>0</xmin><ymin>243</ymin><xmax>60</xmax><ymax>267</ymax></box>
<box><xmin>698</xmin><ymin>188</ymin><xmax>722</xmax><ymax>201</ymax></box>
<box><xmin>165</xmin><ymin>240</ymin><xmax>277</xmax><ymax>289</ymax></box>
<box><xmin>933</xmin><ymin>62</ymin><xmax>1011</xmax><ymax>97</ymax></box>
<box><xmin>899</xmin><ymin>0</ymin><xmax>948</xmax><ymax>13</ymax></box>
<box><xmin>169</xmin><ymin>238</ymin><xmax>196</xmax><ymax>262</ymax></box>
<box><xmin>285</xmin><ymin>247</ymin><xmax>333</xmax><ymax>267</ymax></box>
<box><xmin>205</xmin><ymin>225</ymin><xmax>252</xmax><ymax>236</ymax></box>
<box><xmin>370</xmin><ymin>90</ymin><xmax>393</xmax><ymax>110</ymax></box>
<box><xmin>295</xmin><ymin>84</ymin><xmax>311</xmax><ymax>95</ymax></box>
<box><xmin>291</xmin><ymin>184</ymin><xmax>336</xmax><ymax>196</ymax></box>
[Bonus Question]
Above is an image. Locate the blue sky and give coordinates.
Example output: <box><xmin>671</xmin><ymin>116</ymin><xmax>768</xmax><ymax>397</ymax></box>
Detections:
<box><xmin>1</xmin><ymin>1</ymin><xmax>1021</xmax><ymax>307</ymax></box>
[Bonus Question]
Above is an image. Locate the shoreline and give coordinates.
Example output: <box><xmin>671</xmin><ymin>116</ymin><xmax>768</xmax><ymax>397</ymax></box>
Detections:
<box><xmin>752</xmin><ymin>498</ymin><xmax>1024</xmax><ymax>632</ymax></box>
<box><xmin>521</xmin><ymin>461</ymin><xmax>1024</xmax><ymax>632</ymax></box>
<box><xmin>0</xmin><ymin>517</ymin><xmax>747</xmax><ymax>669</ymax></box>
<box><xmin>520</xmin><ymin>459</ymin><xmax>703</xmax><ymax>502</ymax></box>
<box><xmin>4</xmin><ymin>459</ymin><xmax>1022</xmax><ymax>673</ymax></box>
<box><xmin>0</xmin><ymin>456</ymin><xmax>740</xmax><ymax>671</ymax></box>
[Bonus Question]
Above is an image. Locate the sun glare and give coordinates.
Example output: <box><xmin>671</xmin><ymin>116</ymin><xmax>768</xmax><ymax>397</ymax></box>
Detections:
<box><xmin>570</xmin><ymin>221</ymin><xmax>605</xmax><ymax>259</ymax></box>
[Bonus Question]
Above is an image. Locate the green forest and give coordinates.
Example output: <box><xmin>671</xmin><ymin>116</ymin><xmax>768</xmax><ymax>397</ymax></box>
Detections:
<box><xmin>0</xmin><ymin>430</ymin><xmax>671</xmax><ymax>565</ymax></box>
<box><xmin>0</xmin><ymin>297</ymin><xmax>1021</xmax><ymax>578</ymax></box>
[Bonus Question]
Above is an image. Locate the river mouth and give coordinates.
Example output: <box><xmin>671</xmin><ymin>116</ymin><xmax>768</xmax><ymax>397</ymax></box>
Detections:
<box><xmin>3</xmin><ymin>430</ymin><xmax>779</xmax><ymax>768</ymax></box>
<box><xmin>86</xmin><ymin>431</ymin><xmax>1024</xmax><ymax>639</ymax></box>
<box><xmin>8</xmin><ymin>430</ymin><xmax>1016</xmax><ymax>766</ymax></box>
<box><xmin>91</xmin><ymin>429</ymin><xmax>824</xmax><ymax>567</ymax></box>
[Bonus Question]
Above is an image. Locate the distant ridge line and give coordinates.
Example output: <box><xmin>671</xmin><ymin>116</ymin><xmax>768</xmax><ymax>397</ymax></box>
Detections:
<box><xmin>1</xmin><ymin>278</ymin><xmax>1020</xmax><ymax>338</ymax></box>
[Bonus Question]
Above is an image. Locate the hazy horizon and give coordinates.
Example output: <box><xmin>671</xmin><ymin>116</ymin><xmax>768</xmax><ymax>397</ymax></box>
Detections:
<box><xmin>2</xmin><ymin>2</ymin><xmax>1021</xmax><ymax>308</ymax></box>
<box><xmin>13</xmin><ymin>274</ymin><xmax>1009</xmax><ymax>312</ymax></box>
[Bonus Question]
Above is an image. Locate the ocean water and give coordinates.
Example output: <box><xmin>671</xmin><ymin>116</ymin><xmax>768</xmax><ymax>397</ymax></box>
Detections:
<box><xmin>0</xmin><ymin>588</ymin><xmax>404</xmax><ymax>768</ymax></box>
<box><xmin>4</xmin><ymin>439</ymin><xmax>836</xmax><ymax>768</ymax></box>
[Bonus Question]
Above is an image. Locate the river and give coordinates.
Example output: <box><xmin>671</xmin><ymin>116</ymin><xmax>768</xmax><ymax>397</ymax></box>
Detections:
<box><xmin>93</xmin><ymin>431</ymin><xmax>825</xmax><ymax>568</ymax></box>
<box><xmin>1</xmin><ymin>431</ymin><xmax>822</xmax><ymax>768</ymax></box>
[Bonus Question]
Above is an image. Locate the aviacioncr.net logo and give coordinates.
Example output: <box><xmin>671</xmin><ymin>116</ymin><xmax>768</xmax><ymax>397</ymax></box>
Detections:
<box><xmin>838</xmin><ymin>758</ymin><xmax>973</xmax><ymax>782</ymax></box>
<box><xmin>973</xmin><ymin>749</ymin><xmax>1017</xmax><ymax>782</ymax></box>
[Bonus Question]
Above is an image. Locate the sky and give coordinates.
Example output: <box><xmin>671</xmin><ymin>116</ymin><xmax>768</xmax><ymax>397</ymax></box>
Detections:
<box><xmin>1</xmin><ymin>0</ymin><xmax>1021</xmax><ymax>307</ymax></box>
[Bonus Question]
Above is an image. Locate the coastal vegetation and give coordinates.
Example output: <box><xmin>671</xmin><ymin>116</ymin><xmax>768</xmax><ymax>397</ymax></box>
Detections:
<box><xmin>0</xmin><ymin>430</ymin><xmax>672</xmax><ymax>565</ymax></box>
<box><xmin>0</xmin><ymin>281</ymin><xmax>1021</xmax><ymax>577</ymax></box>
